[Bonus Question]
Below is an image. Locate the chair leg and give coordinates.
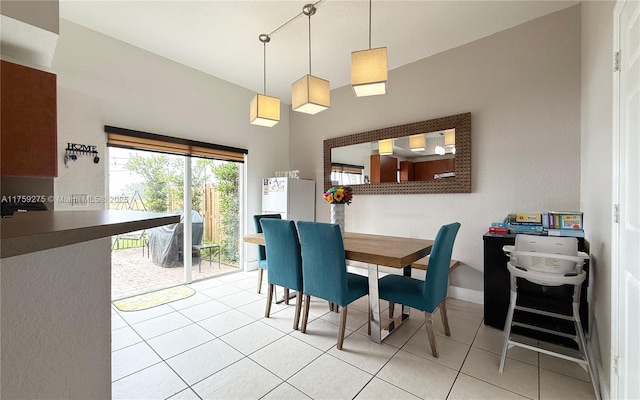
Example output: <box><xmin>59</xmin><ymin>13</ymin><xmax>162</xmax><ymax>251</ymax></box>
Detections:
<box><xmin>265</xmin><ymin>284</ymin><xmax>274</xmax><ymax>318</ymax></box>
<box><xmin>337</xmin><ymin>305</ymin><xmax>348</xmax><ymax>350</ymax></box>
<box><xmin>368</xmin><ymin>305</ymin><xmax>371</xmax><ymax>335</ymax></box>
<box><xmin>424</xmin><ymin>311</ymin><xmax>439</xmax><ymax>358</ymax></box>
<box><xmin>499</xmin><ymin>289</ymin><xmax>517</xmax><ymax>373</ymax></box>
<box><xmin>293</xmin><ymin>292</ymin><xmax>303</xmax><ymax>330</ymax></box>
<box><xmin>284</xmin><ymin>288</ymin><xmax>290</xmax><ymax>305</ymax></box>
<box><xmin>389</xmin><ymin>301</ymin><xmax>395</xmax><ymax>318</ymax></box>
<box><xmin>257</xmin><ymin>269</ymin><xmax>264</xmax><ymax>294</ymax></box>
<box><xmin>440</xmin><ymin>301</ymin><xmax>451</xmax><ymax>336</ymax></box>
<box><xmin>301</xmin><ymin>295</ymin><xmax>311</xmax><ymax>333</ymax></box>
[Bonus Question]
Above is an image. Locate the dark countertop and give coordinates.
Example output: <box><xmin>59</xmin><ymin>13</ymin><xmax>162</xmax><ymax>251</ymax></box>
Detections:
<box><xmin>0</xmin><ymin>210</ymin><xmax>180</xmax><ymax>258</ymax></box>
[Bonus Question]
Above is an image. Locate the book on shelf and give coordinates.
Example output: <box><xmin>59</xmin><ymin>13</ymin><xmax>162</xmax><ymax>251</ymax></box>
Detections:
<box><xmin>489</xmin><ymin>226</ymin><xmax>509</xmax><ymax>234</ymax></box>
<box><xmin>547</xmin><ymin>211</ymin><xmax>583</xmax><ymax>230</ymax></box>
<box><xmin>546</xmin><ymin>228</ymin><xmax>585</xmax><ymax>237</ymax></box>
<box><xmin>514</xmin><ymin>213</ymin><xmax>542</xmax><ymax>224</ymax></box>
<box><xmin>507</xmin><ymin>224</ymin><xmax>544</xmax><ymax>232</ymax></box>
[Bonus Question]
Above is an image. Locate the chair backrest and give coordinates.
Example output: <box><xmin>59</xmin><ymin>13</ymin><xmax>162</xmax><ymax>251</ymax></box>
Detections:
<box><xmin>513</xmin><ymin>234</ymin><xmax>579</xmax><ymax>274</ymax></box>
<box><xmin>297</xmin><ymin>221</ymin><xmax>349</xmax><ymax>305</ymax></box>
<box><xmin>260</xmin><ymin>219</ymin><xmax>303</xmax><ymax>291</ymax></box>
<box><xmin>253</xmin><ymin>213</ymin><xmax>282</xmax><ymax>262</ymax></box>
<box><xmin>423</xmin><ymin>222</ymin><xmax>461</xmax><ymax>310</ymax></box>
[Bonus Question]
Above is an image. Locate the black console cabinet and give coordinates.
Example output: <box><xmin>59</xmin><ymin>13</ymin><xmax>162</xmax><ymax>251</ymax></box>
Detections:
<box><xmin>483</xmin><ymin>233</ymin><xmax>589</xmax><ymax>345</ymax></box>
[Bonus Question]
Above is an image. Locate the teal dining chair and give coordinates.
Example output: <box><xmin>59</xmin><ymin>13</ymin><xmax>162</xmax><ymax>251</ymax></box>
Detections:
<box><xmin>297</xmin><ymin>221</ymin><xmax>369</xmax><ymax>350</ymax></box>
<box><xmin>378</xmin><ymin>222</ymin><xmax>461</xmax><ymax>358</ymax></box>
<box><xmin>253</xmin><ymin>213</ymin><xmax>282</xmax><ymax>294</ymax></box>
<box><xmin>260</xmin><ymin>219</ymin><xmax>304</xmax><ymax>330</ymax></box>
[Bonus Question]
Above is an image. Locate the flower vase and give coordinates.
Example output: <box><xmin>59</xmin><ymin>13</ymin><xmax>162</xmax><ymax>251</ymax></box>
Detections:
<box><xmin>331</xmin><ymin>203</ymin><xmax>345</xmax><ymax>235</ymax></box>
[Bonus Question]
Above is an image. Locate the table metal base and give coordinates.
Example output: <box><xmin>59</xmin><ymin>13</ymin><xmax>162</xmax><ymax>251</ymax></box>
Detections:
<box><xmin>368</xmin><ymin>263</ymin><xmax>412</xmax><ymax>343</ymax></box>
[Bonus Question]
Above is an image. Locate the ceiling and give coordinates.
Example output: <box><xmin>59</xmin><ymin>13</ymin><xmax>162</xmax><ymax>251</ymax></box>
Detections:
<box><xmin>59</xmin><ymin>1</ymin><xmax>578</xmax><ymax>104</ymax></box>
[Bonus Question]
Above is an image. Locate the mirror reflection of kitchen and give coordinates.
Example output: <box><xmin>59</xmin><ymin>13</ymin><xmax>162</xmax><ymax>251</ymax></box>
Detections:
<box><xmin>330</xmin><ymin>129</ymin><xmax>456</xmax><ymax>185</ymax></box>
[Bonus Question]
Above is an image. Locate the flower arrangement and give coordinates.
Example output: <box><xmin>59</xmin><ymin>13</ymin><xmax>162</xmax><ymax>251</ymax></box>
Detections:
<box><xmin>323</xmin><ymin>186</ymin><xmax>353</xmax><ymax>205</ymax></box>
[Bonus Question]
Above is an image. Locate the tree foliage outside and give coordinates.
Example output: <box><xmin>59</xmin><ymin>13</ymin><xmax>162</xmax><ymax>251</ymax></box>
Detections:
<box><xmin>124</xmin><ymin>154</ymin><xmax>177</xmax><ymax>212</ymax></box>
<box><xmin>124</xmin><ymin>154</ymin><xmax>213</xmax><ymax>213</ymax></box>
<box><xmin>211</xmin><ymin>162</ymin><xmax>239</xmax><ymax>264</ymax></box>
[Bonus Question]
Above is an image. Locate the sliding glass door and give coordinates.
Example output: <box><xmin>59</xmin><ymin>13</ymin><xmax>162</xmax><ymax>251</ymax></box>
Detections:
<box><xmin>108</xmin><ymin>147</ymin><xmax>241</xmax><ymax>300</ymax></box>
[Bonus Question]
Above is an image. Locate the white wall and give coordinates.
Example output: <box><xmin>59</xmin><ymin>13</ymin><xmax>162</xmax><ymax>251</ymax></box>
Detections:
<box><xmin>52</xmin><ymin>20</ymin><xmax>291</xmax><ymax>264</ymax></box>
<box><xmin>290</xmin><ymin>6</ymin><xmax>582</xmax><ymax>293</ymax></box>
<box><xmin>580</xmin><ymin>1</ymin><xmax>615</xmax><ymax>395</ymax></box>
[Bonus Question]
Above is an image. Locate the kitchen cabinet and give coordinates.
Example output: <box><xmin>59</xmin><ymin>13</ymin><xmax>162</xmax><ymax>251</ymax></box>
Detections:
<box><xmin>1</xmin><ymin>60</ymin><xmax>57</xmax><ymax>177</ymax></box>
<box><xmin>399</xmin><ymin>161</ymin><xmax>415</xmax><ymax>182</ymax></box>
<box><xmin>370</xmin><ymin>154</ymin><xmax>397</xmax><ymax>184</ymax></box>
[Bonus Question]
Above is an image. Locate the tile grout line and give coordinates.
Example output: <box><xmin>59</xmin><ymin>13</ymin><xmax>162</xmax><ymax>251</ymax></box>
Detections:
<box><xmin>444</xmin><ymin>314</ymin><xmax>483</xmax><ymax>400</ymax></box>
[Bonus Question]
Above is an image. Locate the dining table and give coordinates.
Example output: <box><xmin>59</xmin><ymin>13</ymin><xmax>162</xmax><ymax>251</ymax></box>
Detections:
<box><xmin>244</xmin><ymin>231</ymin><xmax>434</xmax><ymax>343</ymax></box>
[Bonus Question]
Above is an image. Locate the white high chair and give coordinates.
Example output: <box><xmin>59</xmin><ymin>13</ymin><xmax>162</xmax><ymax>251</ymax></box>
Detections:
<box><xmin>500</xmin><ymin>234</ymin><xmax>600</xmax><ymax>400</ymax></box>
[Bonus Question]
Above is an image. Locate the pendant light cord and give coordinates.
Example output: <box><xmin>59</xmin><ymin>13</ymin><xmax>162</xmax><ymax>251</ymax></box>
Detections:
<box><xmin>308</xmin><ymin>13</ymin><xmax>312</xmax><ymax>75</ymax></box>
<box><xmin>368</xmin><ymin>0</ymin><xmax>372</xmax><ymax>49</ymax></box>
<box><xmin>266</xmin><ymin>0</ymin><xmax>323</xmax><ymax>38</ymax></box>
<box><xmin>263</xmin><ymin>41</ymin><xmax>267</xmax><ymax>95</ymax></box>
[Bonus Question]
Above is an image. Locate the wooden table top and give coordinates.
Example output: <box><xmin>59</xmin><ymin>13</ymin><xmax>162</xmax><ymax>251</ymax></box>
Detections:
<box><xmin>244</xmin><ymin>231</ymin><xmax>433</xmax><ymax>269</ymax></box>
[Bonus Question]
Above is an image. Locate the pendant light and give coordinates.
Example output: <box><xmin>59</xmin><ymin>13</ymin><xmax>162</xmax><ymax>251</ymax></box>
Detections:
<box><xmin>292</xmin><ymin>4</ymin><xmax>330</xmax><ymax>114</ymax></box>
<box><xmin>409</xmin><ymin>134</ymin><xmax>426</xmax><ymax>152</ymax></box>
<box><xmin>444</xmin><ymin>129</ymin><xmax>455</xmax><ymax>146</ymax></box>
<box><xmin>351</xmin><ymin>0</ymin><xmax>388</xmax><ymax>97</ymax></box>
<box><xmin>444</xmin><ymin>128</ymin><xmax>456</xmax><ymax>154</ymax></box>
<box><xmin>378</xmin><ymin>139</ymin><xmax>393</xmax><ymax>155</ymax></box>
<box><xmin>435</xmin><ymin>134</ymin><xmax>446</xmax><ymax>156</ymax></box>
<box><xmin>250</xmin><ymin>34</ymin><xmax>280</xmax><ymax>127</ymax></box>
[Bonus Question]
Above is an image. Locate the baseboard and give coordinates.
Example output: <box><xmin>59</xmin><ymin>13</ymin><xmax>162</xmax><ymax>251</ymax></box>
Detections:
<box><xmin>245</xmin><ymin>260</ymin><xmax>258</xmax><ymax>272</ymax></box>
<box><xmin>448</xmin><ymin>285</ymin><xmax>484</xmax><ymax>305</ymax></box>
<box><xmin>586</xmin><ymin>317</ymin><xmax>609</xmax><ymax>400</ymax></box>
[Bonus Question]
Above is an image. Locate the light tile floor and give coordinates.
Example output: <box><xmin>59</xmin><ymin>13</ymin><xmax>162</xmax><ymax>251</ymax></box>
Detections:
<box><xmin>111</xmin><ymin>271</ymin><xmax>598</xmax><ymax>400</ymax></box>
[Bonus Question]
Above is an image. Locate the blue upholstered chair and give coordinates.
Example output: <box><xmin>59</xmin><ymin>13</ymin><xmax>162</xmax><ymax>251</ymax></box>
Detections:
<box><xmin>379</xmin><ymin>222</ymin><xmax>461</xmax><ymax>358</ymax></box>
<box><xmin>260</xmin><ymin>219</ymin><xmax>304</xmax><ymax>330</ymax></box>
<box><xmin>297</xmin><ymin>221</ymin><xmax>369</xmax><ymax>350</ymax></box>
<box><xmin>253</xmin><ymin>213</ymin><xmax>282</xmax><ymax>294</ymax></box>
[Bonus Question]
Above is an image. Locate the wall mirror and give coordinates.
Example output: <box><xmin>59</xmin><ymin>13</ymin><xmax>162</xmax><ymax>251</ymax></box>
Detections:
<box><xmin>324</xmin><ymin>112</ymin><xmax>471</xmax><ymax>194</ymax></box>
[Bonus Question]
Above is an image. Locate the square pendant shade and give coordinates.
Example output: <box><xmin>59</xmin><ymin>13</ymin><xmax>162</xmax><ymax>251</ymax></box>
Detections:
<box><xmin>378</xmin><ymin>139</ymin><xmax>393</xmax><ymax>155</ymax></box>
<box><xmin>250</xmin><ymin>94</ymin><xmax>280</xmax><ymax>127</ymax></box>
<box><xmin>444</xmin><ymin>129</ymin><xmax>456</xmax><ymax>146</ymax></box>
<box><xmin>409</xmin><ymin>134</ymin><xmax>426</xmax><ymax>152</ymax></box>
<box><xmin>351</xmin><ymin>47</ymin><xmax>388</xmax><ymax>97</ymax></box>
<box><xmin>292</xmin><ymin>74</ymin><xmax>330</xmax><ymax>114</ymax></box>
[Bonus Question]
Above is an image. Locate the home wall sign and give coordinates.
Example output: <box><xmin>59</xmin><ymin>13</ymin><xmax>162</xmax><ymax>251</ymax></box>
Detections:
<box><xmin>64</xmin><ymin>142</ymin><xmax>100</xmax><ymax>168</ymax></box>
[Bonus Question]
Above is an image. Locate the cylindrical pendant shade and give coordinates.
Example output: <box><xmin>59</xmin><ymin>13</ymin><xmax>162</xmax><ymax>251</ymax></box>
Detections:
<box><xmin>292</xmin><ymin>74</ymin><xmax>330</xmax><ymax>114</ymax></box>
<box><xmin>444</xmin><ymin>129</ymin><xmax>456</xmax><ymax>146</ymax></box>
<box><xmin>378</xmin><ymin>139</ymin><xmax>393</xmax><ymax>155</ymax></box>
<box><xmin>351</xmin><ymin>47</ymin><xmax>388</xmax><ymax>97</ymax></box>
<box><xmin>250</xmin><ymin>94</ymin><xmax>280</xmax><ymax>127</ymax></box>
<box><xmin>409</xmin><ymin>134</ymin><xmax>426</xmax><ymax>152</ymax></box>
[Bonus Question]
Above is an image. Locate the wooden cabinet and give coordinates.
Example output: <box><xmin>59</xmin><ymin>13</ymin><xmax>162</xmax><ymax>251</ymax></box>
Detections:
<box><xmin>370</xmin><ymin>154</ymin><xmax>397</xmax><ymax>184</ymax></box>
<box><xmin>1</xmin><ymin>60</ymin><xmax>57</xmax><ymax>177</ymax></box>
<box><xmin>483</xmin><ymin>233</ymin><xmax>589</xmax><ymax>347</ymax></box>
<box><xmin>399</xmin><ymin>161</ymin><xmax>414</xmax><ymax>182</ymax></box>
<box><xmin>414</xmin><ymin>158</ymin><xmax>455</xmax><ymax>181</ymax></box>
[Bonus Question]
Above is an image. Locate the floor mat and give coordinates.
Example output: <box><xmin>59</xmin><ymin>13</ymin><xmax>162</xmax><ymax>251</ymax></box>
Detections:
<box><xmin>113</xmin><ymin>285</ymin><xmax>196</xmax><ymax>311</ymax></box>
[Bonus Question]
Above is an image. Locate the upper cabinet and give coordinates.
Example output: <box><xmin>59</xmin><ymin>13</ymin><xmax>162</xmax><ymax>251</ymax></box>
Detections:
<box><xmin>1</xmin><ymin>60</ymin><xmax>57</xmax><ymax>177</ymax></box>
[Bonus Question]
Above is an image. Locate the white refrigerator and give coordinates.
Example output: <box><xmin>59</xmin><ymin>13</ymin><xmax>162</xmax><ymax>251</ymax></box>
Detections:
<box><xmin>262</xmin><ymin>177</ymin><xmax>315</xmax><ymax>221</ymax></box>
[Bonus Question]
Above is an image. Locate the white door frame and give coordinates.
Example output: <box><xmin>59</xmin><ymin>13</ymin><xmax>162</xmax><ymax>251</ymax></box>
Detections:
<box><xmin>611</xmin><ymin>2</ymin><xmax>622</xmax><ymax>397</ymax></box>
<box><xmin>611</xmin><ymin>0</ymin><xmax>639</xmax><ymax>398</ymax></box>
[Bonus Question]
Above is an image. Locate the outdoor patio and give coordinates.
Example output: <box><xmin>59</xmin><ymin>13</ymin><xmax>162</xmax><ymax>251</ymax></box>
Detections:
<box><xmin>111</xmin><ymin>247</ymin><xmax>239</xmax><ymax>300</ymax></box>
